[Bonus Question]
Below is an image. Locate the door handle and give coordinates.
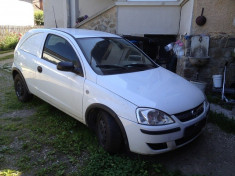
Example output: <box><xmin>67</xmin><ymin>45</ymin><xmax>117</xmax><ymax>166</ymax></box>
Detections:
<box><xmin>37</xmin><ymin>66</ymin><xmax>42</xmax><ymax>73</ymax></box>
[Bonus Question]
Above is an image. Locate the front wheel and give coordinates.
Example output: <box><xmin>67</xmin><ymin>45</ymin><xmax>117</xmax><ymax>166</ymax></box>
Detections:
<box><xmin>14</xmin><ymin>74</ymin><xmax>32</xmax><ymax>102</ymax></box>
<box><xmin>96</xmin><ymin>111</ymin><xmax>122</xmax><ymax>153</ymax></box>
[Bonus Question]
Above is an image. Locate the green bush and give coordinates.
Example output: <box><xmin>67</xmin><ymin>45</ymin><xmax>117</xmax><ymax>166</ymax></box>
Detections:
<box><xmin>0</xmin><ymin>32</ymin><xmax>20</xmax><ymax>51</ymax></box>
<box><xmin>34</xmin><ymin>10</ymin><xmax>44</xmax><ymax>25</ymax></box>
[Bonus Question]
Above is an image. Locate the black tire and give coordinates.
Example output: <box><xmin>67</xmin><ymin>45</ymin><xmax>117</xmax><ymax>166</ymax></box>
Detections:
<box><xmin>96</xmin><ymin>111</ymin><xmax>122</xmax><ymax>153</ymax></box>
<box><xmin>14</xmin><ymin>74</ymin><xmax>32</xmax><ymax>102</ymax></box>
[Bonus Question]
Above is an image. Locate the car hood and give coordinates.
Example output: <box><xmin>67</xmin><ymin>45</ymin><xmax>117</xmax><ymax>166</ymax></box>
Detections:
<box><xmin>96</xmin><ymin>67</ymin><xmax>205</xmax><ymax>115</ymax></box>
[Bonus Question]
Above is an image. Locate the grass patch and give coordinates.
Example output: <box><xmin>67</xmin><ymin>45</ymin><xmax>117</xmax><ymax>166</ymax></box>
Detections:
<box><xmin>11</xmin><ymin>117</ymin><xmax>22</xmax><ymax>122</ymax></box>
<box><xmin>16</xmin><ymin>155</ymin><xmax>31</xmax><ymax>171</ymax></box>
<box><xmin>28</xmin><ymin>103</ymin><xmax>96</xmax><ymax>155</ymax></box>
<box><xmin>0</xmin><ymin>54</ymin><xmax>14</xmax><ymax>61</ymax></box>
<box><xmin>0</xmin><ymin>89</ymin><xmax>41</xmax><ymax>115</ymax></box>
<box><xmin>0</xmin><ymin>135</ymin><xmax>13</xmax><ymax>146</ymax></box>
<box><xmin>3</xmin><ymin>123</ymin><xmax>23</xmax><ymax>131</ymax></box>
<box><xmin>0</xmin><ymin>146</ymin><xmax>15</xmax><ymax>154</ymax></box>
<box><xmin>81</xmin><ymin>149</ymin><xmax>184</xmax><ymax>176</ymax></box>
<box><xmin>0</xmin><ymin>50</ymin><xmax>14</xmax><ymax>55</ymax></box>
<box><xmin>0</xmin><ymin>156</ymin><xmax>6</xmax><ymax>164</ymax></box>
<box><xmin>36</xmin><ymin>163</ymin><xmax>67</xmax><ymax>176</ymax></box>
<box><xmin>81</xmin><ymin>149</ymin><xmax>148</xmax><ymax>176</ymax></box>
<box><xmin>208</xmin><ymin>111</ymin><xmax>235</xmax><ymax>134</ymax></box>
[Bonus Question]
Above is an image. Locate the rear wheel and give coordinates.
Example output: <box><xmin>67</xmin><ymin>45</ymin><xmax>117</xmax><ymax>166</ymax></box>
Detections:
<box><xmin>96</xmin><ymin>111</ymin><xmax>122</xmax><ymax>153</ymax></box>
<box><xmin>14</xmin><ymin>74</ymin><xmax>32</xmax><ymax>102</ymax></box>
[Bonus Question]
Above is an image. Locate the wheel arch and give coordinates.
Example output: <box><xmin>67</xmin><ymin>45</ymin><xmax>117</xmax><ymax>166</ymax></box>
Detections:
<box><xmin>85</xmin><ymin>103</ymin><xmax>129</xmax><ymax>151</ymax></box>
<box><xmin>12</xmin><ymin>67</ymin><xmax>30</xmax><ymax>93</ymax></box>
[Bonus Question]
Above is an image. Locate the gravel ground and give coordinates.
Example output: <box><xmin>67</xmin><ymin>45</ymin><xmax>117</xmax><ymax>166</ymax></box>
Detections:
<box><xmin>156</xmin><ymin>123</ymin><xmax>235</xmax><ymax>176</ymax></box>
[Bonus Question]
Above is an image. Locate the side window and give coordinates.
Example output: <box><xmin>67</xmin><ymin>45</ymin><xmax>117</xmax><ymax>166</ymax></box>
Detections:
<box><xmin>42</xmin><ymin>34</ymin><xmax>80</xmax><ymax>66</ymax></box>
<box><xmin>20</xmin><ymin>33</ymin><xmax>44</xmax><ymax>57</ymax></box>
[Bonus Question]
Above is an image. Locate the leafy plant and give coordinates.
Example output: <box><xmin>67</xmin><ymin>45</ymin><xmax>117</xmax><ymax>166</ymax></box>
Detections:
<box><xmin>81</xmin><ymin>149</ymin><xmax>149</xmax><ymax>176</ymax></box>
<box><xmin>34</xmin><ymin>10</ymin><xmax>44</xmax><ymax>25</ymax></box>
<box><xmin>0</xmin><ymin>169</ymin><xmax>22</xmax><ymax>176</ymax></box>
<box><xmin>0</xmin><ymin>33</ymin><xmax>20</xmax><ymax>51</ymax></box>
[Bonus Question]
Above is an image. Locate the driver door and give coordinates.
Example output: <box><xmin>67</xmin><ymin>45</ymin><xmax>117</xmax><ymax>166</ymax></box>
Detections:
<box><xmin>35</xmin><ymin>33</ymin><xmax>85</xmax><ymax>121</ymax></box>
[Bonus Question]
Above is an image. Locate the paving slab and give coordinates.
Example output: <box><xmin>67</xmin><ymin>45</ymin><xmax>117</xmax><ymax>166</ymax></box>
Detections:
<box><xmin>210</xmin><ymin>103</ymin><xmax>235</xmax><ymax>119</ymax></box>
<box><xmin>0</xmin><ymin>51</ymin><xmax>14</xmax><ymax>58</ymax></box>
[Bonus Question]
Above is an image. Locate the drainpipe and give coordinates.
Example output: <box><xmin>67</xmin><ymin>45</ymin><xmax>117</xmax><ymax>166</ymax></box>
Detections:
<box><xmin>67</xmin><ymin>0</ymin><xmax>79</xmax><ymax>28</ymax></box>
<box><xmin>71</xmin><ymin>0</ymin><xmax>79</xmax><ymax>28</ymax></box>
<box><xmin>66</xmin><ymin>0</ymin><xmax>71</xmax><ymax>28</ymax></box>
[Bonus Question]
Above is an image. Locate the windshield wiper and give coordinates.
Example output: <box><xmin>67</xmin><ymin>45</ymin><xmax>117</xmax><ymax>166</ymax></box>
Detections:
<box><xmin>96</xmin><ymin>64</ymin><xmax>126</xmax><ymax>70</ymax></box>
<box><xmin>124</xmin><ymin>63</ymin><xmax>155</xmax><ymax>68</ymax></box>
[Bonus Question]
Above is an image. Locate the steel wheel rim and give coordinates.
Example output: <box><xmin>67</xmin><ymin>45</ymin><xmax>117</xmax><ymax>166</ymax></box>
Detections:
<box><xmin>16</xmin><ymin>81</ymin><xmax>24</xmax><ymax>98</ymax></box>
<box><xmin>98</xmin><ymin>117</ymin><xmax>107</xmax><ymax>145</ymax></box>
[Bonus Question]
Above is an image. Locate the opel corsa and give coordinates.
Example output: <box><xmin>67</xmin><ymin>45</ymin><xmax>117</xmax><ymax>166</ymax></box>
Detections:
<box><xmin>12</xmin><ymin>28</ymin><xmax>210</xmax><ymax>155</ymax></box>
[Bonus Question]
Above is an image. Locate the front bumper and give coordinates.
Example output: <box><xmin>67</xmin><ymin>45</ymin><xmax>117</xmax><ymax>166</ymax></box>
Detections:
<box><xmin>120</xmin><ymin>102</ymin><xmax>210</xmax><ymax>155</ymax></box>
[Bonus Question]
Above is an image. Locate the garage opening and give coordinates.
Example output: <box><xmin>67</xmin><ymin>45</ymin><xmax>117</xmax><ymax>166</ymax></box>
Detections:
<box><xmin>123</xmin><ymin>35</ymin><xmax>177</xmax><ymax>72</ymax></box>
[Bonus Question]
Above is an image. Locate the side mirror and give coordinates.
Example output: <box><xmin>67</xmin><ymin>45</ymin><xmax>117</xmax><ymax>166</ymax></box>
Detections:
<box><xmin>57</xmin><ymin>61</ymin><xmax>74</xmax><ymax>71</ymax></box>
<box><xmin>57</xmin><ymin>61</ymin><xmax>83</xmax><ymax>75</ymax></box>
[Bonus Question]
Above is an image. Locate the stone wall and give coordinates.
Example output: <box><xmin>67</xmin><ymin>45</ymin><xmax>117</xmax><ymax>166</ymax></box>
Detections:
<box><xmin>177</xmin><ymin>35</ymin><xmax>235</xmax><ymax>88</ymax></box>
<box><xmin>77</xmin><ymin>6</ymin><xmax>117</xmax><ymax>34</ymax></box>
<box><xmin>177</xmin><ymin>0</ymin><xmax>235</xmax><ymax>89</ymax></box>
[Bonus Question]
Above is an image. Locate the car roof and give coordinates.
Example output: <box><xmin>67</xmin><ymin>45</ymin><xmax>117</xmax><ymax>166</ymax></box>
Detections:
<box><xmin>30</xmin><ymin>28</ymin><xmax>120</xmax><ymax>39</ymax></box>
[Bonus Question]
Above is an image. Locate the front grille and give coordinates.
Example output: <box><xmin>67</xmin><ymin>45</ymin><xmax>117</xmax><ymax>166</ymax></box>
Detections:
<box><xmin>147</xmin><ymin>142</ymin><xmax>168</xmax><ymax>150</ymax></box>
<box><xmin>174</xmin><ymin>103</ymin><xmax>204</xmax><ymax>122</ymax></box>
<box><xmin>175</xmin><ymin>118</ymin><xmax>206</xmax><ymax>146</ymax></box>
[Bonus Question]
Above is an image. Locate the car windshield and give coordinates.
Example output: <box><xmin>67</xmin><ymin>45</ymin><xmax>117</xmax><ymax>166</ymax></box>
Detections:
<box><xmin>76</xmin><ymin>37</ymin><xmax>158</xmax><ymax>75</ymax></box>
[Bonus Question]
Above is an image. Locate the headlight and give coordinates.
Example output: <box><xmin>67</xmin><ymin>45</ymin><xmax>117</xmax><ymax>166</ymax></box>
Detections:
<box><xmin>136</xmin><ymin>108</ymin><xmax>174</xmax><ymax>126</ymax></box>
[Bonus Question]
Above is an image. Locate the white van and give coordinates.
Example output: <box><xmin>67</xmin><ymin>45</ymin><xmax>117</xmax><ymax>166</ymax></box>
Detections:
<box><xmin>12</xmin><ymin>28</ymin><xmax>209</xmax><ymax>155</ymax></box>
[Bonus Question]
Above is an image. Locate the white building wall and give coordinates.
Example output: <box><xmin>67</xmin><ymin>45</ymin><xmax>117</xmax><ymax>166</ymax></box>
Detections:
<box><xmin>179</xmin><ymin>0</ymin><xmax>194</xmax><ymax>35</ymax></box>
<box><xmin>44</xmin><ymin>0</ymin><xmax>69</xmax><ymax>28</ymax></box>
<box><xmin>117</xmin><ymin>5</ymin><xmax>181</xmax><ymax>35</ymax></box>
<box><xmin>0</xmin><ymin>0</ymin><xmax>34</xmax><ymax>26</ymax></box>
<box><xmin>79</xmin><ymin>0</ymin><xmax>114</xmax><ymax>17</ymax></box>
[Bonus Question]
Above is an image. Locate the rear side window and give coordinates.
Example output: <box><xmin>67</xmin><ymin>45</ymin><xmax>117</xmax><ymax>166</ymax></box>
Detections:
<box><xmin>42</xmin><ymin>34</ymin><xmax>80</xmax><ymax>66</ymax></box>
<box><xmin>20</xmin><ymin>33</ymin><xmax>44</xmax><ymax>57</ymax></box>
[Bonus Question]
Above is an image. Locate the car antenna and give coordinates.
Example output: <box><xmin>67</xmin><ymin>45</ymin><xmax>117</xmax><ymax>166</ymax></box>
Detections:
<box><xmin>53</xmin><ymin>6</ymin><xmax>58</xmax><ymax>28</ymax></box>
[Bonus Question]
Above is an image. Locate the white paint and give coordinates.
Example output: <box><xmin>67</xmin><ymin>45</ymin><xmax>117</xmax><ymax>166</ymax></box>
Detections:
<box><xmin>120</xmin><ymin>101</ymin><xmax>209</xmax><ymax>155</ymax></box>
<box><xmin>117</xmin><ymin>5</ymin><xmax>181</xmax><ymax>35</ymax></box>
<box><xmin>0</xmin><ymin>0</ymin><xmax>34</xmax><ymax>26</ymax></box>
<box><xmin>19</xmin><ymin>32</ymin><xmax>45</xmax><ymax>58</ymax></box>
<box><xmin>179</xmin><ymin>0</ymin><xmax>194</xmax><ymax>35</ymax></box>
<box><xmin>97</xmin><ymin>67</ymin><xmax>205</xmax><ymax>114</ymax></box>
